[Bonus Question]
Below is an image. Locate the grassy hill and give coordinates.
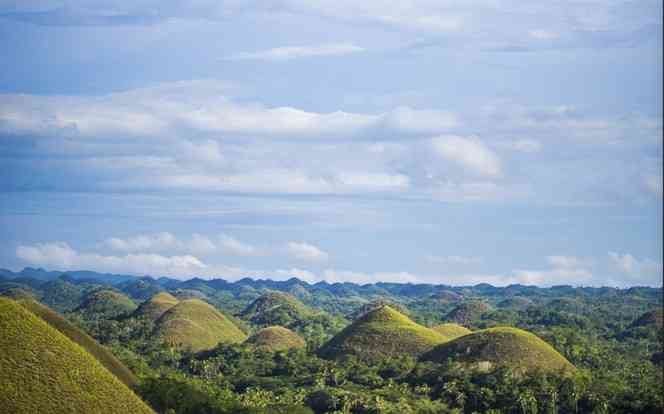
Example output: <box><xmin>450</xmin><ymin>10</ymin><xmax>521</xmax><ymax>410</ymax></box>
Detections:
<box><xmin>155</xmin><ymin>299</ymin><xmax>247</xmax><ymax>352</ymax></box>
<box><xmin>445</xmin><ymin>301</ymin><xmax>491</xmax><ymax>325</ymax></box>
<box><xmin>0</xmin><ymin>297</ymin><xmax>154</xmax><ymax>414</ymax></box>
<box><xmin>133</xmin><ymin>292</ymin><xmax>179</xmax><ymax>321</ymax></box>
<box><xmin>17</xmin><ymin>299</ymin><xmax>138</xmax><ymax>387</ymax></box>
<box><xmin>240</xmin><ymin>291</ymin><xmax>313</xmax><ymax>327</ymax></box>
<box><xmin>74</xmin><ymin>289</ymin><xmax>137</xmax><ymax>318</ymax></box>
<box><xmin>318</xmin><ymin>305</ymin><xmax>448</xmax><ymax>362</ymax></box>
<box><xmin>421</xmin><ymin>326</ymin><xmax>576</xmax><ymax>373</ymax></box>
<box><xmin>431</xmin><ymin>323</ymin><xmax>472</xmax><ymax>340</ymax></box>
<box><xmin>245</xmin><ymin>326</ymin><xmax>307</xmax><ymax>352</ymax></box>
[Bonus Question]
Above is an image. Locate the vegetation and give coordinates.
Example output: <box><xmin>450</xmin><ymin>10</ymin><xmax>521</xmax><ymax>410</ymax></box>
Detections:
<box><xmin>74</xmin><ymin>289</ymin><xmax>137</xmax><ymax>318</ymax></box>
<box><xmin>0</xmin><ymin>297</ymin><xmax>154</xmax><ymax>414</ymax></box>
<box><xmin>155</xmin><ymin>299</ymin><xmax>247</xmax><ymax>352</ymax></box>
<box><xmin>318</xmin><ymin>306</ymin><xmax>448</xmax><ymax>362</ymax></box>
<box><xmin>422</xmin><ymin>326</ymin><xmax>576</xmax><ymax>373</ymax></box>
<box><xmin>246</xmin><ymin>326</ymin><xmax>307</xmax><ymax>352</ymax></box>
<box><xmin>1</xmin><ymin>268</ymin><xmax>661</xmax><ymax>413</ymax></box>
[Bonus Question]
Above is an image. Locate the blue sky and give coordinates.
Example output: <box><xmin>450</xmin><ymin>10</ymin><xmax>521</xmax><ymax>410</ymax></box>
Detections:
<box><xmin>0</xmin><ymin>0</ymin><xmax>662</xmax><ymax>286</ymax></box>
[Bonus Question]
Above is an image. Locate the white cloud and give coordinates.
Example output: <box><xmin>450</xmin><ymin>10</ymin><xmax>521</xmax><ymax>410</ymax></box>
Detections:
<box><xmin>219</xmin><ymin>234</ymin><xmax>261</xmax><ymax>256</ymax></box>
<box><xmin>608</xmin><ymin>252</ymin><xmax>662</xmax><ymax>286</ymax></box>
<box><xmin>528</xmin><ymin>30</ymin><xmax>559</xmax><ymax>40</ymax></box>
<box><xmin>17</xmin><ymin>242</ymin><xmax>208</xmax><ymax>277</ymax></box>
<box><xmin>496</xmin><ymin>139</ymin><xmax>541</xmax><ymax>153</ymax></box>
<box><xmin>513</xmin><ymin>255</ymin><xmax>594</xmax><ymax>286</ymax></box>
<box><xmin>102</xmin><ymin>232</ymin><xmax>216</xmax><ymax>254</ymax></box>
<box><xmin>431</xmin><ymin>135</ymin><xmax>502</xmax><ymax>178</ymax></box>
<box><xmin>226</xmin><ymin>43</ymin><xmax>365</xmax><ymax>61</ymax></box>
<box><xmin>286</xmin><ymin>241</ymin><xmax>329</xmax><ymax>262</ymax></box>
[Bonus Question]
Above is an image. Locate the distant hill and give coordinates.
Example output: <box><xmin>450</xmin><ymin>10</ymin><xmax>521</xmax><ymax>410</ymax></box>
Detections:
<box><xmin>430</xmin><ymin>290</ymin><xmax>463</xmax><ymax>302</ymax></box>
<box><xmin>431</xmin><ymin>323</ymin><xmax>472</xmax><ymax>340</ymax></box>
<box><xmin>40</xmin><ymin>278</ymin><xmax>84</xmax><ymax>312</ymax></box>
<box><xmin>133</xmin><ymin>292</ymin><xmax>179</xmax><ymax>321</ymax></box>
<box><xmin>17</xmin><ymin>299</ymin><xmax>137</xmax><ymax>387</ymax></box>
<box><xmin>74</xmin><ymin>289</ymin><xmax>137</xmax><ymax>318</ymax></box>
<box><xmin>421</xmin><ymin>326</ymin><xmax>575</xmax><ymax>373</ymax></box>
<box><xmin>155</xmin><ymin>299</ymin><xmax>247</xmax><ymax>352</ymax></box>
<box><xmin>0</xmin><ymin>297</ymin><xmax>153</xmax><ymax>414</ymax></box>
<box><xmin>445</xmin><ymin>301</ymin><xmax>491</xmax><ymax>325</ymax></box>
<box><xmin>245</xmin><ymin>326</ymin><xmax>306</xmax><ymax>352</ymax></box>
<box><xmin>240</xmin><ymin>291</ymin><xmax>313</xmax><ymax>327</ymax></box>
<box><xmin>630</xmin><ymin>309</ymin><xmax>663</xmax><ymax>329</ymax></box>
<box><xmin>496</xmin><ymin>296</ymin><xmax>534</xmax><ymax>309</ymax></box>
<box><xmin>118</xmin><ymin>278</ymin><xmax>164</xmax><ymax>301</ymax></box>
<box><xmin>318</xmin><ymin>305</ymin><xmax>448</xmax><ymax>362</ymax></box>
<box><xmin>348</xmin><ymin>299</ymin><xmax>410</xmax><ymax>321</ymax></box>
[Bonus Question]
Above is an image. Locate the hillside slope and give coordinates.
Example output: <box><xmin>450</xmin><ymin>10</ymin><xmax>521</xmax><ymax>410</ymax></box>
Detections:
<box><xmin>155</xmin><ymin>299</ymin><xmax>247</xmax><ymax>352</ymax></box>
<box><xmin>421</xmin><ymin>326</ymin><xmax>575</xmax><ymax>373</ymax></box>
<box><xmin>17</xmin><ymin>299</ymin><xmax>137</xmax><ymax>387</ymax></box>
<box><xmin>0</xmin><ymin>297</ymin><xmax>154</xmax><ymax>414</ymax></box>
<box><xmin>133</xmin><ymin>292</ymin><xmax>179</xmax><ymax>321</ymax></box>
<box><xmin>318</xmin><ymin>305</ymin><xmax>448</xmax><ymax>362</ymax></box>
<box><xmin>245</xmin><ymin>326</ymin><xmax>307</xmax><ymax>351</ymax></box>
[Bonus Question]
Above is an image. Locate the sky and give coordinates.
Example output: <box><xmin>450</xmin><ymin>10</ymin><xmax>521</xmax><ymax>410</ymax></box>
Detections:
<box><xmin>0</xmin><ymin>0</ymin><xmax>662</xmax><ymax>287</ymax></box>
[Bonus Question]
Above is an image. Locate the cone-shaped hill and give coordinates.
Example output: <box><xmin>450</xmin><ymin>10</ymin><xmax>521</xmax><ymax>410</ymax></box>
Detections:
<box><xmin>240</xmin><ymin>291</ymin><xmax>312</xmax><ymax>327</ymax></box>
<box><xmin>318</xmin><ymin>305</ymin><xmax>448</xmax><ymax>362</ymax></box>
<box><xmin>155</xmin><ymin>299</ymin><xmax>247</xmax><ymax>352</ymax></box>
<box><xmin>245</xmin><ymin>326</ymin><xmax>306</xmax><ymax>352</ymax></box>
<box><xmin>133</xmin><ymin>291</ymin><xmax>179</xmax><ymax>321</ymax></box>
<box><xmin>421</xmin><ymin>327</ymin><xmax>575</xmax><ymax>374</ymax></box>
<box><xmin>17</xmin><ymin>298</ymin><xmax>137</xmax><ymax>387</ymax></box>
<box><xmin>445</xmin><ymin>301</ymin><xmax>491</xmax><ymax>325</ymax></box>
<box><xmin>74</xmin><ymin>289</ymin><xmax>137</xmax><ymax>318</ymax></box>
<box><xmin>0</xmin><ymin>297</ymin><xmax>154</xmax><ymax>414</ymax></box>
<box><xmin>431</xmin><ymin>323</ymin><xmax>472</xmax><ymax>340</ymax></box>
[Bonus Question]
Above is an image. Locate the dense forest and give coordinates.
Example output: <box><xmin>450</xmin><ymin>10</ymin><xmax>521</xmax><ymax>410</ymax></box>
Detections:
<box><xmin>1</xmin><ymin>267</ymin><xmax>662</xmax><ymax>414</ymax></box>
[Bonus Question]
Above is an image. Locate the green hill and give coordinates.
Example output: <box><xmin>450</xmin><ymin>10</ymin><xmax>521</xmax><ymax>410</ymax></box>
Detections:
<box><xmin>445</xmin><ymin>301</ymin><xmax>491</xmax><ymax>325</ymax></box>
<box><xmin>74</xmin><ymin>289</ymin><xmax>137</xmax><ymax>318</ymax></box>
<box><xmin>17</xmin><ymin>299</ymin><xmax>137</xmax><ymax>387</ymax></box>
<box><xmin>431</xmin><ymin>323</ymin><xmax>472</xmax><ymax>340</ymax></box>
<box><xmin>133</xmin><ymin>292</ymin><xmax>179</xmax><ymax>321</ymax></box>
<box><xmin>349</xmin><ymin>299</ymin><xmax>410</xmax><ymax>320</ymax></box>
<box><xmin>0</xmin><ymin>297</ymin><xmax>154</xmax><ymax>414</ymax></box>
<box><xmin>240</xmin><ymin>291</ymin><xmax>313</xmax><ymax>327</ymax></box>
<box><xmin>421</xmin><ymin>326</ymin><xmax>575</xmax><ymax>373</ymax></box>
<box><xmin>430</xmin><ymin>290</ymin><xmax>463</xmax><ymax>302</ymax></box>
<box><xmin>631</xmin><ymin>309</ymin><xmax>663</xmax><ymax>329</ymax></box>
<box><xmin>155</xmin><ymin>299</ymin><xmax>247</xmax><ymax>352</ymax></box>
<box><xmin>496</xmin><ymin>296</ymin><xmax>534</xmax><ymax>309</ymax></box>
<box><xmin>318</xmin><ymin>305</ymin><xmax>448</xmax><ymax>362</ymax></box>
<box><xmin>245</xmin><ymin>326</ymin><xmax>307</xmax><ymax>352</ymax></box>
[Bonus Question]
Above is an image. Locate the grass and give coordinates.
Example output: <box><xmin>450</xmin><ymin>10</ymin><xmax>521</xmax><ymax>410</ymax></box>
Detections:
<box><xmin>245</xmin><ymin>326</ymin><xmax>307</xmax><ymax>352</ymax></box>
<box><xmin>155</xmin><ymin>299</ymin><xmax>247</xmax><ymax>352</ymax></box>
<box><xmin>318</xmin><ymin>305</ymin><xmax>449</xmax><ymax>362</ymax></box>
<box><xmin>421</xmin><ymin>326</ymin><xmax>576</xmax><ymax>374</ymax></box>
<box><xmin>17</xmin><ymin>299</ymin><xmax>138</xmax><ymax>387</ymax></box>
<box><xmin>133</xmin><ymin>292</ymin><xmax>179</xmax><ymax>321</ymax></box>
<box><xmin>0</xmin><ymin>297</ymin><xmax>154</xmax><ymax>414</ymax></box>
<box><xmin>431</xmin><ymin>323</ymin><xmax>472</xmax><ymax>340</ymax></box>
<box><xmin>75</xmin><ymin>289</ymin><xmax>137</xmax><ymax>317</ymax></box>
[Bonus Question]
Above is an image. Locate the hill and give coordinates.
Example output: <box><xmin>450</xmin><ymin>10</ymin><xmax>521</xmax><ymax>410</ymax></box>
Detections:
<box><xmin>318</xmin><ymin>305</ymin><xmax>448</xmax><ymax>362</ymax></box>
<box><xmin>430</xmin><ymin>290</ymin><xmax>463</xmax><ymax>302</ymax></box>
<box><xmin>496</xmin><ymin>296</ymin><xmax>534</xmax><ymax>309</ymax></box>
<box><xmin>431</xmin><ymin>323</ymin><xmax>472</xmax><ymax>340</ymax></box>
<box><xmin>40</xmin><ymin>278</ymin><xmax>84</xmax><ymax>312</ymax></box>
<box><xmin>0</xmin><ymin>297</ymin><xmax>153</xmax><ymax>414</ymax></box>
<box><xmin>445</xmin><ymin>301</ymin><xmax>491</xmax><ymax>325</ymax></box>
<box><xmin>630</xmin><ymin>309</ymin><xmax>663</xmax><ymax>329</ymax></box>
<box><xmin>421</xmin><ymin>326</ymin><xmax>575</xmax><ymax>373</ymax></box>
<box><xmin>155</xmin><ymin>299</ymin><xmax>247</xmax><ymax>352</ymax></box>
<box><xmin>133</xmin><ymin>292</ymin><xmax>179</xmax><ymax>321</ymax></box>
<box><xmin>17</xmin><ymin>299</ymin><xmax>137</xmax><ymax>387</ymax></box>
<box><xmin>74</xmin><ymin>289</ymin><xmax>137</xmax><ymax>318</ymax></box>
<box><xmin>245</xmin><ymin>326</ymin><xmax>307</xmax><ymax>351</ymax></box>
<box><xmin>240</xmin><ymin>291</ymin><xmax>312</xmax><ymax>327</ymax></box>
